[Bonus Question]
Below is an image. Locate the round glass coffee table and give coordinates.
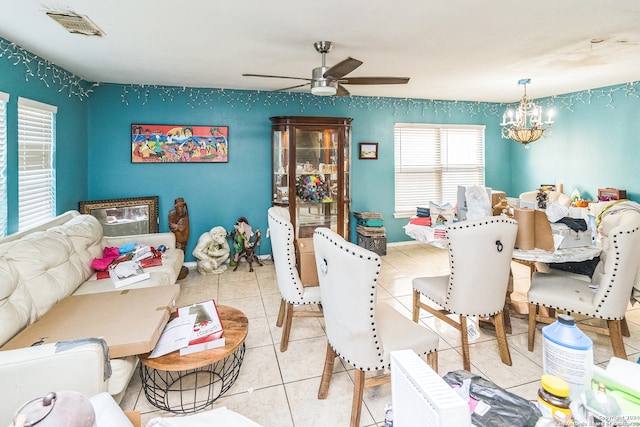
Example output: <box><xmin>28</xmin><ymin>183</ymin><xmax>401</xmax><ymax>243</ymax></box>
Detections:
<box><xmin>138</xmin><ymin>305</ymin><xmax>249</xmax><ymax>413</ymax></box>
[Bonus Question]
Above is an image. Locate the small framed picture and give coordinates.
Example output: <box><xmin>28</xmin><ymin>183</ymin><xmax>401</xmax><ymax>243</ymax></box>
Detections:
<box><xmin>359</xmin><ymin>142</ymin><xmax>378</xmax><ymax>160</ymax></box>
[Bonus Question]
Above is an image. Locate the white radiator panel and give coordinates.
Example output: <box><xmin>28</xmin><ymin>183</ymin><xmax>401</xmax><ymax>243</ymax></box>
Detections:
<box><xmin>391</xmin><ymin>350</ymin><xmax>471</xmax><ymax>427</ymax></box>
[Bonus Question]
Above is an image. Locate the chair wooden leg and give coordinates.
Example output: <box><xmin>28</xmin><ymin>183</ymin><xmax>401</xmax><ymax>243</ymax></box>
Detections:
<box><xmin>494</xmin><ymin>311</ymin><xmax>512</xmax><ymax>366</ymax></box>
<box><xmin>276</xmin><ymin>299</ymin><xmax>286</xmax><ymax>327</ymax></box>
<box><xmin>608</xmin><ymin>319</ymin><xmax>628</xmax><ymax>360</ymax></box>
<box><xmin>528</xmin><ymin>303</ymin><xmax>538</xmax><ymax>352</ymax></box>
<box><xmin>350</xmin><ymin>369</ymin><xmax>366</xmax><ymax>427</ymax></box>
<box><xmin>280</xmin><ymin>302</ymin><xmax>294</xmax><ymax>352</ymax></box>
<box><xmin>459</xmin><ymin>315</ymin><xmax>471</xmax><ymax>371</ymax></box>
<box><xmin>621</xmin><ymin>317</ymin><xmax>631</xmax><ymax>337</ymax></box>
<box><xmin>318</xmin><ymin>343</ymin><xmax>336</xmax><ymax>399</ymax></box>
<box><xmin>427</xmin><ymin>351</ymin><xmax>438</xmax><ymax>374</ymax></box>
<box><xmin>412</xmin><ymin>290</ymin><xmax>420</xmax><ymax>323</ymax></box>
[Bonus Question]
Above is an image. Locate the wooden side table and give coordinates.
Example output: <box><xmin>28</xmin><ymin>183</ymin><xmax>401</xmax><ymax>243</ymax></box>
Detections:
<box><xmin>138</xmin><ymin>305</ymin><xmax>249</xmax><ymax>413</ymax></box>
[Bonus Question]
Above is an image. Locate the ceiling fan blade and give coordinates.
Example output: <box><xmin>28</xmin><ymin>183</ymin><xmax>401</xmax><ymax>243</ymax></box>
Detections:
<box><xmin>340</xmin><ymin>77</ymin><xmax>410</xmax><ymax>85</ymax></box>
<box><xmin>242</xmin><ymin>73</ymin><xmax>311</xmax><ymax>82</ymax></box>
<box><xmin>323</xmin><ymin>57</ymin><xmax>363</xmax><ymax>79</ymax></box>
<box><xmin>273</xmin><ymin>82</ymin><xmax>311</xmax><ymax>92</ymax></box>
<box><xmin>336</xmin><ymin>85</ymin><xmax>350</xmax><ymax>97</ymax></box>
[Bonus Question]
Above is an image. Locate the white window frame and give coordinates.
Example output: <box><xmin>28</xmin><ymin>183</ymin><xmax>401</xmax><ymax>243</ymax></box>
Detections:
<box><xmin>0</xmin><ymin>91</ymin><xmax>8</xmax><ymax>236</ymax></box>
<box><xmin>394</xmin><ymin>123</ymin><xmax>485</xmax><ymax>218</ymax></box>
<box><xmin>18</xmin><ymin>97</ymin><xmax>57</xmax><ymax>231</ymax></box>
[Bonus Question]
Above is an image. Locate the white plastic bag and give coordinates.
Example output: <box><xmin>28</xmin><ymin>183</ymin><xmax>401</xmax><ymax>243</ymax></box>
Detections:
<box><xmin>465</xmin><ymin>186</ymin><xmax>492</xmax><ymax>221</ymax></box>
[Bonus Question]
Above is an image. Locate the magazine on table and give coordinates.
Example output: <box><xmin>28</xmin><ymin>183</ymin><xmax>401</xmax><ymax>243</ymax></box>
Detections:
<box><xmin>148</xmin><ymin>314</ymin><xmax>197</xmax><ymax>358</ymax></box>
<box><xmin>108</xmin><ymin>260</ymin><xmax>150</xmax><ymax>288</ymax></box>
<box><xmin>177</xmin><ymin>299</ymin><xmax>225</xmax><ymax>355</ymax></box>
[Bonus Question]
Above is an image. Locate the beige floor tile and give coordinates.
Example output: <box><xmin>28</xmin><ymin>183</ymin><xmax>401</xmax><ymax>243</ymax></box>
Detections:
<box><xmin>219</xmin><ymin>278</ymin><xmax>261</xmax><ymax>300</ymax></box>
<box><xmin>245</xmin><ymin>315</ymin><xmax>275</xmax><ymax>349</ymax></box>
<box><xmin>276</xmin><ymin>336</ymin><xmax>343</xmax><ymax>384</ymax></box>
<box><xmin>217</xmin><ymin>294</ymin><xmax>266</xmax><ymax>319</ymax></box>
<box><xmin>227</xmin><ymin>345</ymin><xmax>283</xmax><ymax>393</ymax></box>
<box><xmin>176</xmin><ymin>283</ymin><xmax>218</xmax><ymax>306</ymax></box>
<box><xmin>215</xmin><ymin>385</ymin><xmax>294</xmax><ymax>427</ymax></box>
<box><xmin>268</xmin><ymin>314</ymin><xmax>325</xmax><ymax>346</ymax></box>
<box><xmin>285</xmin><ymin>373</ymin><xmax>376</xmax><ymax>427</ymax></box>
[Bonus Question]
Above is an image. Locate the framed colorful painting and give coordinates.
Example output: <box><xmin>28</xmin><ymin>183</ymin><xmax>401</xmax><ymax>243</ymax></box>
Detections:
<box><xmin>131</xmin><ymin>124</ymin><xmax>229</xmax><ymax>163</ymax></box>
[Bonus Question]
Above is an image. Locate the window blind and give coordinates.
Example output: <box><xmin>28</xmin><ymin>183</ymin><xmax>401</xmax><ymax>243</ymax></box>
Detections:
<box><xmin>394</xmin><ymin>123</ymin><xmax>485</xmax><ymax>218</ymax></box>
<box><xmin>18</xmin><ymin>97</ymin><xmax>57</xmax><ymax>231</ymax></box>
<box><xmin>0</xmin><ymin>91</ymin><xmax>8</xmax><ymax>236</ymax></box>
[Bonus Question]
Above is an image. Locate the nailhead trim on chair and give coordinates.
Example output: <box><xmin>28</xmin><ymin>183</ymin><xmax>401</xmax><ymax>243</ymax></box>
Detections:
<box><xmin>529</xmin><ymin>226</ymin><xmax>639</xmax><ymax>320</ymax></box>
<box><xmin>315</xmin><ymin>228</ymin><xmax>413</xmax><ymax>371</ymax></box>
<box><xmin>269</xmin><ymin>212</ymin><xmax>317</xmax><ymax>305</ymax></box>
<box><xmin>438</xmin><ymin>217</ymin><xmax>516</xmax><ymax>318</ymax></box>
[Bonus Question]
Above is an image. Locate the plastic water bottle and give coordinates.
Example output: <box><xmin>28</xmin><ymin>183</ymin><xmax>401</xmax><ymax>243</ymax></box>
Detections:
<box><xmin>542</xmin><ymin>314</ymin><xmax>593</xmax><ymax>402</ymax></box>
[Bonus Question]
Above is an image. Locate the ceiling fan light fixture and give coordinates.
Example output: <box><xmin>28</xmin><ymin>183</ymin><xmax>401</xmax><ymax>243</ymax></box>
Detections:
<box><xmin>311</xmin><ymin>80</ymin><xmax>337</xmax><ymax>96</ymax></box>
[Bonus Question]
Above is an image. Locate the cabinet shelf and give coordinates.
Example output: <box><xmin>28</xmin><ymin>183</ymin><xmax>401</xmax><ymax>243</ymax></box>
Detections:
<box><xmin>271</xmin><ymin>116</ymin><xmax>352</xmax><ymax>240</ymax></box>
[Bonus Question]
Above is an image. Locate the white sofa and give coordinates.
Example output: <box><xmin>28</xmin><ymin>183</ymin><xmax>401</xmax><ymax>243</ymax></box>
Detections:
<box><xmin>0</xmin><ymin>210</ymin><xmax>184</xmax><ymax>425</ymax></box>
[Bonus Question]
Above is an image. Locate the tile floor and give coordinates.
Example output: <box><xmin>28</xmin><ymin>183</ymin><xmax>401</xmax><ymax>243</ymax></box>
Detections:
<box><xmin>120</xmin><ymin>242</ymin><xmax>640</xmax><ymax>426</ymax></box>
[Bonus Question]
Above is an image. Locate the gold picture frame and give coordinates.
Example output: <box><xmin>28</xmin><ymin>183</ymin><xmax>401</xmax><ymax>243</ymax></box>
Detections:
<box><xmin>78</xmin><ymin>196</ymin><xmax>159</xmax><ymax>236</ymax></box>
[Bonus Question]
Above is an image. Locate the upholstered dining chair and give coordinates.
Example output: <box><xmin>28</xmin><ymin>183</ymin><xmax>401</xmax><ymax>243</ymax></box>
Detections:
<box><xmin>528</xmin><ymin>209</ymin><xmax>640</xmax><ymax>359</ymax></box>
<box><xmin>313</xmin><ymin>228</ymin><xmax>439</xmax><ymax>427</ymax></box>
<box><xmin>412</xmin><ymin>217</ymin><xmax>518</xmax><ymax>371</ymax></box>
<box><xmin>267</xmin><ymin>206</ymin><xmax>323</xmax><ymax>352</ymax></box>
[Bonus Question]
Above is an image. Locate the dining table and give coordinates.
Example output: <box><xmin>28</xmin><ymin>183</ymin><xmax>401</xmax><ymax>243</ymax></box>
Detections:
<box><xmin>403</xmin><ymin>221</ymin><xmax>603</xmax><ymax>333</ymax></box>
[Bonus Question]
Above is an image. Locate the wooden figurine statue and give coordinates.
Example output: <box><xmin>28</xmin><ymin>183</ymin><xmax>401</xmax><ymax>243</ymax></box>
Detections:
<box><xmin>168</xmin><ymin>197</ymin><xmax>190</xmax><ymax>279</ymax></box>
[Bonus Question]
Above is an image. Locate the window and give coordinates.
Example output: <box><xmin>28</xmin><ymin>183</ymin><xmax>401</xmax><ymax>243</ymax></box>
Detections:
<box><xmin>18</xmin><ymin>97</ymin><xmax>57</xmax><ymax>231</ymax></box>
<box><xmin>0</xmin><ymin>91</ymin><xmax>8</xmax><ymax>236</ymax></box>
<box><xmin>394</xmin><ymin>123</ymin><xmax>485</xmax><ymax>217</ymax></box>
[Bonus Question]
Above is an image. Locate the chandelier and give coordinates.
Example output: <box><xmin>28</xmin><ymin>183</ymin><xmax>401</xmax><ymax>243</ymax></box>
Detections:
<box><xmin>500</xmin><ymin>79</ymin><xmax>554</xmax><ymax>147</ymax></box>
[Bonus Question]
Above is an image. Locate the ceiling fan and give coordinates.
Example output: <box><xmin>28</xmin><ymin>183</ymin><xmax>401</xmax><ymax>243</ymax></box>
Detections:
<box><xmin>243</xmin><ymin>41</ymin><xmax>410</xmax><ymax>96</ymax></box>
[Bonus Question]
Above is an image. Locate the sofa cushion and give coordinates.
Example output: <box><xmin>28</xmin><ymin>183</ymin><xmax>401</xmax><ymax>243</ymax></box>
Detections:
<box><xmin>3</xmin><ymin>231</ymin><xmax>83</xmax><ymax>317</ymax></box>
<box><xmin>0</xmin><ymin>260</ymin><xmax>37</xmax><ymax>347</ymax></box>
<box><xmin>74</xmin><ymin>271</ymin><xmax>173</xmax><ymax>295</ymax></box>
<box><xmin>73</xmin><ymin>248</ymin><xmax>184</xmax><ymax>295</ymax></box>
<box><xmin>108</xmin><ymin>356</ymin><xmax>139</xmax><ymax>397</ymax></box>
<box><xmin>49</xmin><ymin>214</ymin><xmax>105</xmax><ymax>281</ymax></box>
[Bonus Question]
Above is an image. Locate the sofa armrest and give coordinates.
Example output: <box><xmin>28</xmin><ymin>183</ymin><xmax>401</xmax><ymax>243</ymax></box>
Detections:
<box><xmin>0</xmin><ymin>338</ymin><xmax>111</xmax><ymax>427</ymax></box>
<box><xmin>104</xmin><ymin>232</ymin><xmax>177</xmax><ymax>250</ymax></box>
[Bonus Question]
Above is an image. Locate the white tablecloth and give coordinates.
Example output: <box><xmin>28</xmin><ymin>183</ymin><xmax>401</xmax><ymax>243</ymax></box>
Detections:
<box><xmin>512</xmin><ymin>246</ymin><xmax>601</xmax><ymax>263</ymax></box>
<box><xmin>403</xmin><ymin>223</ymin><xmax>447</xmax><ymax>248</ymax></box>
<box><xmin>405</xmin><ymin>223</ymin><xmax>601</xmax><ymax>263</ymax></box>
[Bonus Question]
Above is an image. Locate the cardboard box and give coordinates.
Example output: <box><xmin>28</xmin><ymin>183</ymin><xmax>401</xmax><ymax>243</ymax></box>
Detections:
<box><xmin>551</xmin><ymin>223</ymin><xmax>592</xmax><ymax>249</ymax></box>
<box><xmin>1</xmin><ymin>285</ymin><xmax>179</xmax><ymax>358</ymax></box>
<box><xmin>125</xmin><ymin>411</ymin><xmax>141</xmax><ymax>427</ymax></box>
<box><xmin>296</xmin><ymin>238</ymin><xmax>319</xmax><ymax>287</ymax></box>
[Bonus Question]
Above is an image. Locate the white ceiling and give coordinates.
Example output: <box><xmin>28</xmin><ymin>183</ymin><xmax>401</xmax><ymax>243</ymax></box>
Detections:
<box><xmin>2</xmin><ymin>0</ymin><xmax>640</xmax><ymax>103</ymax></box>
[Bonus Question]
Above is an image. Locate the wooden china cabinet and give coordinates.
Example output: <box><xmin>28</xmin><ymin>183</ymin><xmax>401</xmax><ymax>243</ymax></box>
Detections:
<box><xmin>270</xmin><ymin>116</ymin><xmax>352</xmax><ymax>240</ymax></box>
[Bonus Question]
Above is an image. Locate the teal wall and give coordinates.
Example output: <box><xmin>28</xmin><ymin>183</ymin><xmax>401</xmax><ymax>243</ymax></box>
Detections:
<box><xmin>3</xmin><ymin>38</ymin><xmax>640</xmax><ymax>262</ymax></box>
<box><xmin>0</xmin><ymin>39</ymin><xmax>89</xmax><ymax>234</ymax></box>
<box><xmin>86</xmin><ymin>85</ymin><xmax>509</xmax><ymax>260</ymax></box>
<box><xmin>509</xmin><ymin>85</ymin><xmax>640</xmax><ymax>201</ymax></box>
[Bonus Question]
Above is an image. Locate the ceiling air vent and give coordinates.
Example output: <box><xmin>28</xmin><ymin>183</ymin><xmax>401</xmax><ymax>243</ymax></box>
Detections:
<box><xmin>46</xmin><ymin>11</ymin><xmax>104</xmax><ymax>37</ymax></box>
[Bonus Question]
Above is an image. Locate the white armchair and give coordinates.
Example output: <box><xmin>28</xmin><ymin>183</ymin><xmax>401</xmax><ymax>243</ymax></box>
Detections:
<box><xmin>412</xmin><ymin>217</ymin><xmax>518</xmax><ymax>371</ymax></box>
<box><xmin>267</xmin><ymin>207</ymin><xmax>322</xmax><ymax>352</ymax></box>
<box><xmin>313</xmin><ymin>228</ymin><xmax>438</xmax><ymax>427</ymax></box>
<box><xmin>0</xmin><ymin>338</ymin><xmax>111</xmax><ymax>427</ymax></box>
<box><xmin>528</xmin><ymin>209</ymin><xmax>640</xmax><ymax>359</ymax></box>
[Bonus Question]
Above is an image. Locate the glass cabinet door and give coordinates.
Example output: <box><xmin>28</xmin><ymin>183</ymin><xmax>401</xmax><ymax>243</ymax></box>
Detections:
<box><xmin>271</xmin><ymin>116</ymin><xmax>351</xmax><ymax>240</ymax></box>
